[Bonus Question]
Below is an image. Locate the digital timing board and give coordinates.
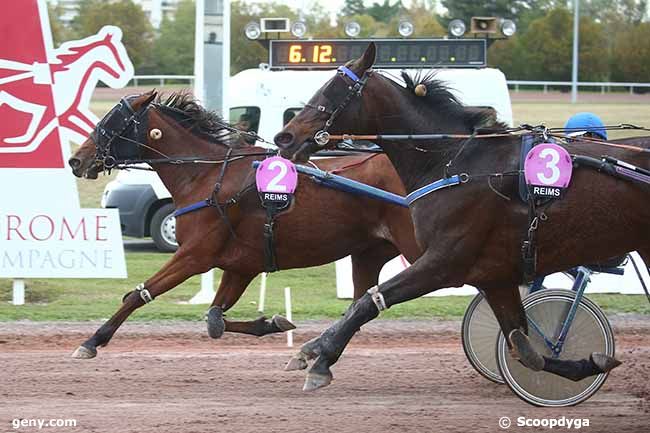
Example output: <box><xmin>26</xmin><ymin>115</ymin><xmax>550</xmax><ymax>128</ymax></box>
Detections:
<box><xmin>269</xmin><ymin>39</ymin><xmax>487</xmax><ymax>69</ymax></box>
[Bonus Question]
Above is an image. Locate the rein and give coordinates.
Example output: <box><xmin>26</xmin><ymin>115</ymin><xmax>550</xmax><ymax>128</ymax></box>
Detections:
<box><xmin>324</xmin><ymin>125</ymin><xmax>650</xmax><ymax>154</ymax></box>
<box><xmin>93</xmin><ymin>96</ymin><xmax>278</xmax><ymax>172</ymax></box>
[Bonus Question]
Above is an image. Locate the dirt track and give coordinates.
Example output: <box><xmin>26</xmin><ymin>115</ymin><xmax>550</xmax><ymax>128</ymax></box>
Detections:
<box><xmin>1</xmin><ymin>317</ymin><xmax>648</xmax><ymax>433</ymax></box>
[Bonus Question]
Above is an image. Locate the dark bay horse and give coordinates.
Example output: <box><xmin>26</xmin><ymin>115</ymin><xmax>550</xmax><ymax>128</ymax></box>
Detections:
<box><xmin>274</xmin><ymin>43</ymin><xmax>650</xmax><ymax>392</ymax></box>
<box><xmin>68</xmin><ymin>90</ymin><xmax>421</xmax><ymax>359</ymax></box>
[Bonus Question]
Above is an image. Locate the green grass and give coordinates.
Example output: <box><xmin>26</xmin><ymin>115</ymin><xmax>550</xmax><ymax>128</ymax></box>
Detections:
<box><xmin>20</xmin><ymin>97</ymin><xmax>644</xmax><ymax>322</ymax></box>
<box><xmin>512</xmin><ymin>101</ymin><xmax>650</xmax><ymax>139</ymax></box>
<box><xmin>1</xmin><ymin>251</ymin><xmax>648</xmax><ymax>321</ymax></box>
<box><xmin>0</xmin><ymin>252</ymin><xmax>475</xmax><ymax>321</ymax></box>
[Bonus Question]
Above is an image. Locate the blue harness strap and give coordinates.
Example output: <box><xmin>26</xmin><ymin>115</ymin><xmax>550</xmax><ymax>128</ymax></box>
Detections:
<box><xmin>252</xmin><ymin>161</ymin><xmax>409</xmax><ymax>208</ymax></box>
<box><xmin>405</xmin><ymin>175</ymin><xmax>462</xmax><ymax>205</ymax></box>
<box><xmin>302</xmin><ymin>167</ymin><xmax>408</xmax><ymax>207</ymax></box>
<box><xmin>174</xmin><ymin>199</ymin><xmax>212</xmax><ymax>217</ymax></box>
<box><xmin>338</xmin><ymin>65</ymin><xmax>360</xmax><ymax>82</ymax></box>
<box><xmin>176</xmin><ymin>162</ymin><xmax>464</xmax><ymax>217</ymax></box>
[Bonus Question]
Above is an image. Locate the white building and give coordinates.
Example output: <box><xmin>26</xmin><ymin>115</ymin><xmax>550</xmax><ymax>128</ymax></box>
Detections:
<box><xmin>49</xmin><ymin>0</ymin><xmax>182</xmax><ymax>28</ymax></box>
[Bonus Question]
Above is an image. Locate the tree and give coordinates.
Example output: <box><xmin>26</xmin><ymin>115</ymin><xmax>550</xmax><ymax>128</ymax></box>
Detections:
<box><xmin>611</xmin><ymin>22</ymin><xmax>650</xmax><ymax>81</ymax></box>
<box><xmin>70</xmin><ymin>0</ymin><xmax>154</xmax><ymax>72</ymax></box>
<box><xmin>580</xmin><ymin>0</ymin><xmax>648</xmax><ymax>24</ymax></box>
<box><xmin>393</xmin><ymin>0</ymin><xmax>445</xmax><ymax>37</ymax></box>
<box><xmin>149</xmin><ymin>0</ymin><xmax>195</xmax><ymax>75</ymax></box>
<box><xmin>230</xmin><ymin>1</ymin><xmax>336</xmax><ymax>73</ymax></box>
<box><xmin>341</xmin><ymin>0</ymin><xmax>366</xmax><ymax>16</ymax></box>
<box><xmin>367</xmin><ymin>0</ymin><xmax>404</xmax><ymax>23</ymax></box>
<box><xmin>440</xmin><ymin>0</ymin><xmax>558</xmax><ymax>33</ymax></box>
<box><xmin>48</xmin><ymin>2</ymin><xmax>74</xmax><ymax>47</ymax></box>
<box><xmin>501</xmin><ymin>7</ymin><xmax>609</xmax><ymax>81</ymax></box>
<box><xmin>488</xmin><ymin>37</ymin><xmax>528</xmax><ymax>78</ymax></box>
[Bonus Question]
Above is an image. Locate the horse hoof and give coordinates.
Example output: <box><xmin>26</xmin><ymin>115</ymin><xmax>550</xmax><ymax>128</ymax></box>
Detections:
<box><xmin>206</xmin><ymin>307</ymin><xmax>225</xmax><ymax>339</ymax></box>
<box><xmin>272</xmin><ymin>314</ymin><xmax>297</xmax><ymax>332</ymax></box>
<box><xmin>71</xmin><ymin>345</ymin><xmax>97</xmax><ymax>359</ymax></box>
<box><xmin>285</xmin><ymin>353</ymin><xmax>309</xmax><ymax>371</ymax></box>
<box><xmin>591</xmin><ymin>353</ymin><xmax>622</xmax><ymax>373</ymax></box>
<box><xmin>303</xmin><ymin>372</ymin><xmax>332</xmax><ymax>391</ymax></box>
<box><xmin>299</xmin><ymin>337</ymin><xmax>321</xmax><ymax>360</ymax></box>
<box><xmin>508</xmin><ymin>329</ymin><xmax>544</xmax><ymax>371</ymax></box>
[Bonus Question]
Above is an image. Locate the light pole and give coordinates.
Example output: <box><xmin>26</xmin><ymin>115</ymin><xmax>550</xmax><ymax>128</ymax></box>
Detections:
<box><xmin>571</xmin><ymin>0</ymin><xmax>579</xmax><ymax>103</ymax></box>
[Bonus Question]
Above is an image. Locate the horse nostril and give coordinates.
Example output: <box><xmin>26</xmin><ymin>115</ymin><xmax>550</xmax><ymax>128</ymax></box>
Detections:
<box><xmin>69</xmin><ymin>158</ymin><xmax>81</xmax><ymax>170</ymax></box>
<box><xmin>274</xmin><ymin>132</ymin><xmax>295</xmax><ymax>148</ymax></box>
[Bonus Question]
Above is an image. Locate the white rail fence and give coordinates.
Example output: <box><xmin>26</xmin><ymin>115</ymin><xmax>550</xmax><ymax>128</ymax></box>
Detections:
<box><xmin>129</xmin><ymin>75</ymin><xmax>650</xmax><ymax>95</ymax></box>
<box><xmin>508</xmin><ymin>80</ymin><xmax>650</xmax><ymax>94</ymax></box>
<box><xmin>130</xmin><ymin>75</ymin><xmax>194</xmax><ymax>86</ymax></box>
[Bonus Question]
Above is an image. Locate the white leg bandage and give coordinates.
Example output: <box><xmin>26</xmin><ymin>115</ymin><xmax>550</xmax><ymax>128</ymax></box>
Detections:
<box><xmin>367</xmin><ymin>285</ymin><xmax>387</xmax><ymax>311</ymax></box>
<box><xmin>135</xmin><ymin>283</ymin><xmax>153</xmax><ymax>303</ymax></box>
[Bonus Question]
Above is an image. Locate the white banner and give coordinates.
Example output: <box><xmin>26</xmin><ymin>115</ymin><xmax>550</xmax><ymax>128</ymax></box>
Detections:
<box><xmin>0</xmin><ymin>1</ymin><xmax>132</xmax><ymax>286</ymax></box>
<box><xmin>0</xmin><ymin>209</ymin><xmax>126</xmax><ymax>278</ymax></box>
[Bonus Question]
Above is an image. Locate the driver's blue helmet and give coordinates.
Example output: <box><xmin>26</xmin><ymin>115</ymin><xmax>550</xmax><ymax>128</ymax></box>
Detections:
<box><xmin>564</xmin><ymin>112</ymin><xmax>607</xmax><ymax>140</ymax></box>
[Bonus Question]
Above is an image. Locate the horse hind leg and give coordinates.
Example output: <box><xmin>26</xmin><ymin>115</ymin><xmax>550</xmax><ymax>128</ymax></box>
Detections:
<box><xmin>208</xmin><ymin>271</ymin><xmax>296</xmax><ymax>339</ymax></box>
<box><xmin>482</xmin><ymin>286</ymin><xmax>621</xmax><ymax>382</ymax></box>
<box><xmin>481</xmin><ymin>286</ymin><xmax>545</xmax><ymax>371</ymax></box>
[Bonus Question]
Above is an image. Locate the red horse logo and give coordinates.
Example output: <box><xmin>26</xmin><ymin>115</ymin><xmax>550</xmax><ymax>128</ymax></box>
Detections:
<box><xmin>0</xmin><ymin>0</ymin><xmax>133</xmax><ymax>168</ymax></box>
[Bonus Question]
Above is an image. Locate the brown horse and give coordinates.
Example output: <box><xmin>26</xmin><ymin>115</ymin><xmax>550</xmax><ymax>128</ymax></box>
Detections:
<box><xmin>68</xmin><ymin>91</ymin><xmax>420</xmax><ymax>359</ymax></box>
<box><xmin>274</xmin><ymin>43</ymin><xmax>650</xmax><ymax>393</ymax></box>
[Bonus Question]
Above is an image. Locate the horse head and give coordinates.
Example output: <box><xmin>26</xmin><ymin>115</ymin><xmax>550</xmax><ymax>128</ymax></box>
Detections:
<box><xmin>274</xmin><ymin>43</ymin><xmax>377</xmax><ymax>162</ymax></box>
<box><xmin>69</xmin><ymin>91</ymin><xmax>156</xmax><ymax>178</ymax></box>
<box><xmin>275</xmin><ymin>42</ymin><xmax>502</xmax><ymax>164</ymax></box>
<box><xmin>69</xmin><ymin>90</ymin><xmax>237</xmax><ymax>179</ymax></box>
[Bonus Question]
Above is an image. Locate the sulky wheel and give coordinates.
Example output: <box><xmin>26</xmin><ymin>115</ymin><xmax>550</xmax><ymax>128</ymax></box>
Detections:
<box><xmin>496</xmin><ymin>289</ymin><xmax>615</xmax><ymax>407</ymax></box>
<box><xmin>461</xmin><ymin>287</ymin><xmax>530</xmax><ymax>384</ymax></box>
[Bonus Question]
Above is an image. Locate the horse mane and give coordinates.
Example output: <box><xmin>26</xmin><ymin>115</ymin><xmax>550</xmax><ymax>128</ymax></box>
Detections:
<box><xmin>154</xmin><ymin>91</ymin><xmax>240</xmax><ymax>146</ymax></box>
<box><xmin>399</xmin><ymin>71</ymin><xmax>508</xmax><ymax>131</ymax></box>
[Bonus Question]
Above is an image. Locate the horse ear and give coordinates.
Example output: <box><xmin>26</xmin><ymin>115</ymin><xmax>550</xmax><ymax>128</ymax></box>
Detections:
<box><xmin>143</xmin><ymin>90</ymin><xmax>157</xmax><ymax>106</ymax></box>
<box><xmin>359</xmin><ymin>42</ymin><xmax>376</xmax><ymax>71</ymax></box>
<box><xmin>133</xmin><ymin>90</ymin><xmax>157</xmax><ymax>112</ymax></box>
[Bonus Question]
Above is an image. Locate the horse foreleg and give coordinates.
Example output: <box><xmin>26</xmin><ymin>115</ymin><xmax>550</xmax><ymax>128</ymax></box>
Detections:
<box><xmin>351</xmin><ymin>242</ymin><xmax>398</xmax><ymax>300</ymax></box>
<box><xmin>71</xmin><ymin>250</ymin><xmax>210</xmax><ymax>359</ymax></box>
<box><xmin>205</xmin><ymin>271</ymin><xmax>296</xmax><ymax>339</ymax></box>
<box><xmin>284</xmin><ymin>244</ymin><xmax>402</xmax><ymax>371</ymax></box>
<box><xmin>482</xmin><ymin>286</ymin><xmax>621</xmax><ymax>381</ymax></box>
<box><xmin>294</xmin><ymin>254</ymin><xmax>451</xmax><ymax>391</ymax></box>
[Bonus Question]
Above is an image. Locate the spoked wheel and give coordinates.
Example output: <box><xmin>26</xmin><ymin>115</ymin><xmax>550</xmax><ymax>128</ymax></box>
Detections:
<box><xmin>461</xmin><ymin>287</ymin><xmax>529</xmax><ymax>384</ymax></box>
<box><xmin>496</xmin><ymin>289</ymin><xmax>615</xmax><ymax>407</ymax></box>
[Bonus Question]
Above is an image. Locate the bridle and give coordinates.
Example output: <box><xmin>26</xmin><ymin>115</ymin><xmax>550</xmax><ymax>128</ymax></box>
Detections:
<box><xmin>92</xmin><ymin>95</ymin><xmax>153</xmax><ymax>169</ymax></box>
<box><xmin>91</xmin><ymin>95</ymin><xmax>277</xmax><ymax>171</ymax></box>
<box><xmin>89</xmin><ymin>94</ymin><xmax>277</xmax><ymax>240</ymax></box>
<box><xmin>305</xmin><ymin>65</ymin><xmax>370</xmax><ymax>148</ymax></box>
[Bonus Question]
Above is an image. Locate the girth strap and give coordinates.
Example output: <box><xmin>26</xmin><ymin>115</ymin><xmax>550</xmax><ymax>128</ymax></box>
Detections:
<box><xmin>263</xmin><ymin>205</ymin><xmax>280</xmax><ymax>273</ymax></box>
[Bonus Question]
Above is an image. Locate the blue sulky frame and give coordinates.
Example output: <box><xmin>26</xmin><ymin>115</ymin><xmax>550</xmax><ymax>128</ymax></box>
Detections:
<box><xmin>528</xmin><ymin>257</ymin><xmax>648</xmax><ymax>359</ymax></box>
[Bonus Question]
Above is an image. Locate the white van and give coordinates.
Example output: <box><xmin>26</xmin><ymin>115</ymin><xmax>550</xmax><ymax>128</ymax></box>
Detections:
<box><xmin>101</xmin><ymin>65</ymin><xmax>513</xmax><ymax>251</ymax></box>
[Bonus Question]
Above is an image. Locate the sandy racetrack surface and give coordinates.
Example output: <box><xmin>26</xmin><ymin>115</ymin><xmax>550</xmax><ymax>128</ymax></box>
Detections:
<box><xmin>1</xmin><ymin>317</ymin><xmax>648</xmax><ymax>433</ymax></box>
